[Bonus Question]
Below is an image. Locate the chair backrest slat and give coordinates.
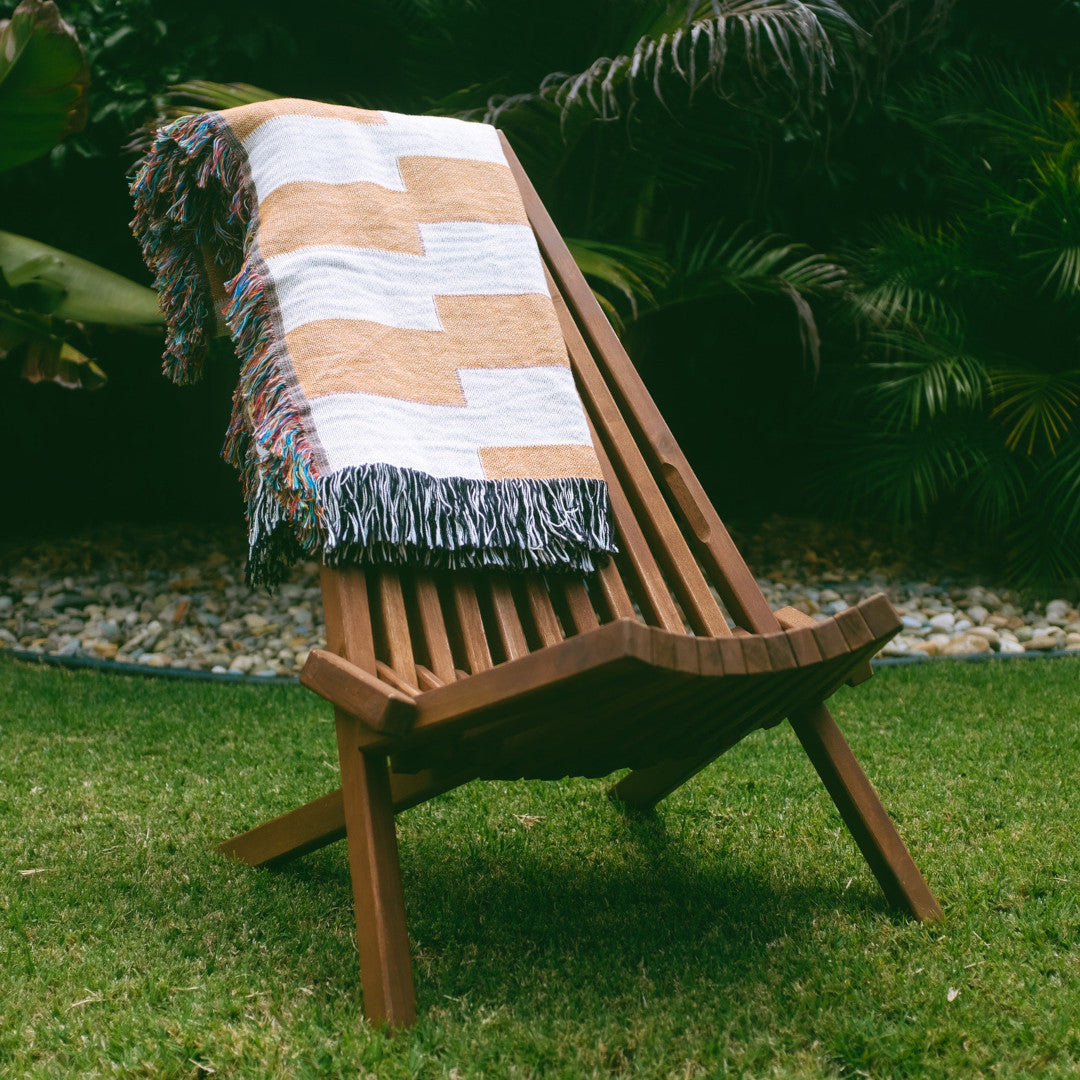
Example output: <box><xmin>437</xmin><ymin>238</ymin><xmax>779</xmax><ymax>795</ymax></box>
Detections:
<box><xmin>561</xmin><ymin>579</ymin><xmax>601</xmax><ymax>635</ymax></box>
<box><xmin>329</xmin><ymin>136</ymin><xmax>789</xmax><ymax>688</ymax></box>
<box><xmin>321</xmin><ymin>566</ymin><xmax>377</xmax><ymax>670</ymax></box>
<box><xmin>499</xmin><ymin>132</ymin><xmax>778</xmax><ymax>635</ymax></box>
<box><xmin>545</xmin><ymin>268</ymin><xmax>731</xmax><ymax>638</ymax></box>
<box><xmin>592</xmin><ymin>426</ymin><xmax>685</xmax><ymax>632</ymax></box>
<box><xmin>594</xmin><ymin>557</ymin><xmax>636</xmax><ymax>622</ymax></box>
<box><xmin>372</xmin><ymin>571</ymin><xmax>419</xmax><ymax>689</ymax></box>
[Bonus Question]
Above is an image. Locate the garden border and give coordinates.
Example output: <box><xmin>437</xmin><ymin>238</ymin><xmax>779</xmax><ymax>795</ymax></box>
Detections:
<box><xmin>3</xmin><ymin>645</ymin><xmax>1075</xmax><ymax>685</ymax></box>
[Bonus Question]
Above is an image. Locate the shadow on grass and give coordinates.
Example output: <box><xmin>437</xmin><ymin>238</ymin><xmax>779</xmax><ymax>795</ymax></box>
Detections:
<box><xmin>242</xmin><ymin>807</ymin><xmax>892</xmax><ymax>1014</ymax></box>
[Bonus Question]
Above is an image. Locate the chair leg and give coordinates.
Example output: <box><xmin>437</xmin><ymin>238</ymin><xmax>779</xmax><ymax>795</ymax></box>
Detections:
<box><xmin>336</xmin><ymin>713</ymin><xmax>417</xmax><ymax>1028</ymax></box>
<box><xmin>611</xmin><ymin>755</ymin><xmax>709</xmax><ymax>810</ymax></box>
<box><xmin>612</xmin><ymin>701</ymin><xmax>942</xmax><ymax>923</ymax></box>
<box><xmin>217</xmin><ymin>789</ymin><xmax>346</xmax><ymax>867</ymax></box>
<box><xmin>789</xmin><ymin>703</ymin><xmax>942</xmax><ymax>922</ymax></box>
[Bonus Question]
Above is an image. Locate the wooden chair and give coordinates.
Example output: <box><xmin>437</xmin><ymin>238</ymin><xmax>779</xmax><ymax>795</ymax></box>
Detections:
<box><xmin>218</xmin><ymin>134</ymin><xmax>942</xmax><ymax>1029</ymax></box>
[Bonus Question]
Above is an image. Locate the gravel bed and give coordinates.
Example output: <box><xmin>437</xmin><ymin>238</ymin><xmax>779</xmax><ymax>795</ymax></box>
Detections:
<box><xmin>1</xmin><ymin>524</ymin><xmax>1078</xmax><ymax>678</ymax></box>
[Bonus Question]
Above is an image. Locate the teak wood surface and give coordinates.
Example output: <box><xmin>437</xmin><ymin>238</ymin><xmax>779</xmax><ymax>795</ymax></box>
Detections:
<box><xmin>218</xmin><ymin>133</ymin><xmax>943</xmax><ymax>1029</ymax></box>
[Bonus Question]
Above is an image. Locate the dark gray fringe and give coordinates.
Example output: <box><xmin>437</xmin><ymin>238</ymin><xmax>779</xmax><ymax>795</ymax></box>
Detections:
<box><xmin>246</xmin><ymin>464</ymin><xmax>616</xmax><ymax>587</ymax></box>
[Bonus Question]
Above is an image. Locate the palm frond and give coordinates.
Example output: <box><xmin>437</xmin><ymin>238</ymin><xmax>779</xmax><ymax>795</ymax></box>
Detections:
<box><xmin>129</xmin><ymin>81</ymin><xmax>282</xmax><ymax>153</ymax></box>
<box><xmin>485</xmin><ymin>1</ymin><xmax>857</xmax><ymax>126</ymax></box>
<box><xmin>1006</xmin><ymin>509</ymin><xmax>1080</xmax><ymax>587</ymax></box>
<box><xmin>863</xmin><ymin>328</ymin><xmax>987</xmax><ymax>427</ymax></box>
<box><xmin>163</xmin><ymin>80</ymin><xmax>282</xmax><ymax>114</ymax></box>
<box><xmin>851</xmin><ymin>282</ymin><xmax>960</xmax><ymax>334</ymax></box>
<box><xmin>664</xmin><ymin>223</ymin><xmax>846</xmax><ymax>369</ymax></box>
<box><xmin>958</xmin><ymin>443</ymin><xmax>1029</xmax><ymax>527</ymax></box>
<box><xmin>566</xmin><ymin>238</ymin><xmax>672</xmax><ymax>327</ymax></box>
<box><xmin>1042</xmin><ymin>437</ymin><xmax>1080</xmax><ymax>540</ymax></box>
<box><xmin>824</xmin><ymin>418</ymin><xmax>984</xmax><ymax>522</ymax></box>
<box><xmin>990</xmin><ymin>366</ymin><xmax>1080</xmax><ymax>455</ymax></box>
<box><xmin>1012</xmin><ymin>153</ymin><xmax>1080</xmax><ymax>299</ymax></box>
<box><xmin>891</xmin><ymin>60</ymin><xmax>1054</xmax><ymax>146</ymax></box>
<box><xmin>845</xmin><ymin>218</ymin><xmax>976</xmax><ymax>335</ymax></box>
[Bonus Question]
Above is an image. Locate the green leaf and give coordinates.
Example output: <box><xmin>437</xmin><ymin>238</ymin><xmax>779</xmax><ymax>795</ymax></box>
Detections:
<box><xmin>0</xmin><ymin>302</ymin><xmax>105</xmax><ymax>390</ymax></box>
<box><xmin>487</xmin><ymin>1</ymin><xmax>856</xmax><ymax>125</ymax></box>
<box><xmin>821</xmin><ymin>417</ymin><xmax>985</xmax><ymax>523</ymax></box>
<box><xmin>131</xmin><ymin>79</ymin><xmax>282</xmax><ymax>154</ymax></box>
<box><xmin>162</xmin><ymin>79</ymin><xmax>280</xmax><ymax>113</ymax></box>
<box><xmin>0</xmin><ymin>0</ymin><xmax>89</xmax><ymax>171</ymax></box>
<box><xmin>665</xmin><ymin>223</ymin><xmax>845</xmax><ymax>369</ymax></box>
<box><xmin>846</xmin><ymin>219</ymin><xmax>975</xmax><ymax>335</ymax></box>
<box><xmin>864</xmin><ymin>328</ymin><xmax>987</xmax><ymax>427</ymax></box>
<box><xmin>1043</xmin><ymin>439</ymin><xmax>1080</xmax><ymax>540</ymax></box>
<box><xmin>566</xmin><ymin>238</ymin><xmax>671</xmax><ymax>327</ymax></box>
<box><xmin>990</xmin><ymin>366</ymin><xmax>1080</xmax><ymax>456</ymax></box>
<box><xmin>17</xmin><ymin>334</ymin><xmax>105</xmax><ymax>390</ymax></box>
<box><xmin>0</xmin><ymin>231</ymin><xmax>162</xmax><ymax>326</ymax></box>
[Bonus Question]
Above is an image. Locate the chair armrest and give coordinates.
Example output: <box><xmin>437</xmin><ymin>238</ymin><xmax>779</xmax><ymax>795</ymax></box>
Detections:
<box><xmin>300</xmin><ymin>649</ymin><xmax>418</xmax><ymax>735</ymax></box>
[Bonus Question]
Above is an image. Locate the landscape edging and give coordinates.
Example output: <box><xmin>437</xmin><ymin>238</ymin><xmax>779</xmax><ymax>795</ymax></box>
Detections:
<box><xmin>4</xmin><ymin>645</ymin><xmax>1076</xmax><ymax>685</ymax></box>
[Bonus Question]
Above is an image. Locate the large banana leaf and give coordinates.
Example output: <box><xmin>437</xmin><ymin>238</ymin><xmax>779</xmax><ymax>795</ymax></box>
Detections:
<box><xmin>0</xmin><ymin>0</ymin><xmax>89</xmax><ymax>171</ymax></box>
<box><xmin>0</xmin><ymin>230</ymin><xmax>161</xmax><ymax>325</ymax></box>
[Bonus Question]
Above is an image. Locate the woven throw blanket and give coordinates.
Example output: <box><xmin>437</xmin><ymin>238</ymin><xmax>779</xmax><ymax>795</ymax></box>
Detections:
<box><xmin>130</xmin><ymin>99</ymin><xmax>615</xmax><ymax>586</ymax></box>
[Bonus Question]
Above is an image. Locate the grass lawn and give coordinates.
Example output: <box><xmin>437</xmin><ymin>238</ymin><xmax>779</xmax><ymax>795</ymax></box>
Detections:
<box><xmin>1</xmin><ymin>655</ymin><xmax>1078</xmax><ymax>1079</ymax></box>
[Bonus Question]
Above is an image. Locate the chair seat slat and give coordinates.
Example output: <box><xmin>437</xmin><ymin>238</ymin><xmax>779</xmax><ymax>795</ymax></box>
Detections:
<box><xmin>413</xmin><ymin>574</ymin><xmax>457</xmax><ymax>684</ymax></box>
<box><xmin>489</xmin><ymin>577</ymin><xmax>530</xmax><ymax>660</ymax></box>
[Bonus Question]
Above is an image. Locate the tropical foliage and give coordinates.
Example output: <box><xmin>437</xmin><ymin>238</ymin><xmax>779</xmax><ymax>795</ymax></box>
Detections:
<box><xmin>0</xmin><ymin>0</ymin><xmax>160</xmax><ymax>389</ymax></box>
<box><xmin>818</xmin><ymin>64</ymin><xmax>1080</xmax><ymax>582</ymax></box>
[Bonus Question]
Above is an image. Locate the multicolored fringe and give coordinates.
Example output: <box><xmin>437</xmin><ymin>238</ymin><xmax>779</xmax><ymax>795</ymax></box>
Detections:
<box><xmin>130</xmin><ymin>112</ymin><xmax>615</xmax><ymax>587</ymax></box>
<box><xmin>130</xmin><ymin>114</ymin><xmax>252</xmax><ymax>385</ymax></box>
<box><xmin>246</xmin><ymin>464</ymin><xmax>615</xmax><ymax>586</ymax></box>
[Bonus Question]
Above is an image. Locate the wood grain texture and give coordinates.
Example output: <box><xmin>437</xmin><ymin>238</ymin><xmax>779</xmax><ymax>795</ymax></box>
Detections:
<box><xmin>523</xmin><ymin>577</ymin><xmax>565</xmax><ymax>646</ymax></box>
<box><xmin>305</xmin><ymin>596</ymin><xmax>899</xmax><ymax>759</ymax></box>
<box><xmin>301</xmin><ymin>649</ymin><xmax>418</xmax><ymax>735</ymax></box>
<box><xmin>789</xmin><ymin>703</ymin><xmax>943</xmax><ymax>922</ymax></box>
<box><xmin>413</xmin><ymin>574</ymin><xmax>456</xmax><ymax>684</ymax></box>
<box><xmin>374</xmin><ymin>571</ymin><xmax>417</xmax><ymax>688</ymax></box>
<box><xmin>335</xmin><ymin>719</ymin><xmax>417</xmax><ymax>1026</ymax></box>
<box><xmin>448</xmin><ymin>579</ymin><xmax>493</xmax><ymax>674</ymax></box>
<box><xmin>589</xmin><ymin>418</ymin><xmax>684</xmax><ymax>633</ymax></box>
<box><xmin>489</xmin><ymin>577</ymin><xmax>530</xmax><ymax>659</ymax></box>
<box><xmin>500</xmin><ymin>133</ymin><xmax>776</xmax><ymax>635</ymax></box>
<box><xmin>545</xmin><ymin>266</ymin><xmax>730</xmax><ymax>639</ymax></box>
<box><xmin>217</xmin><ymin>789</ymin><xmax>346</xmax><ymax>868</ymax></box>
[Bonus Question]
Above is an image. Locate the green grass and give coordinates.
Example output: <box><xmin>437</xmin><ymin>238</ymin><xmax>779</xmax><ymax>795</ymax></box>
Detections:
<box><xmin>1</xmin><ymin>656</ymin><xmax>1078</xmax><ymax>1079</ymax></box>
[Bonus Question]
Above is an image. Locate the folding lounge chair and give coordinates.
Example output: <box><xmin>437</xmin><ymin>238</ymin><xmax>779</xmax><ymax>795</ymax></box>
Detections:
<box><xmin>218</xmin><ymin>134</ymin><xmax>942</xmax><ymax>1028</ymax></box>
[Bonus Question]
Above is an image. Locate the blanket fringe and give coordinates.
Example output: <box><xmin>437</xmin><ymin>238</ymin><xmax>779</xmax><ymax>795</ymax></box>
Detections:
<box><xmin>130</xmin><ymin>113</ymin><xmax>252</xmax><ymax>384</ymax></box>
<box><xmin>130</xmin><ymin>113</ymin><xmax>326</xmax><ymax>563</ymax></box>
<box><xmin>246</xmin><ymin>464</ymin><xmax>614</xmax><ymax>587</ymax></box>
